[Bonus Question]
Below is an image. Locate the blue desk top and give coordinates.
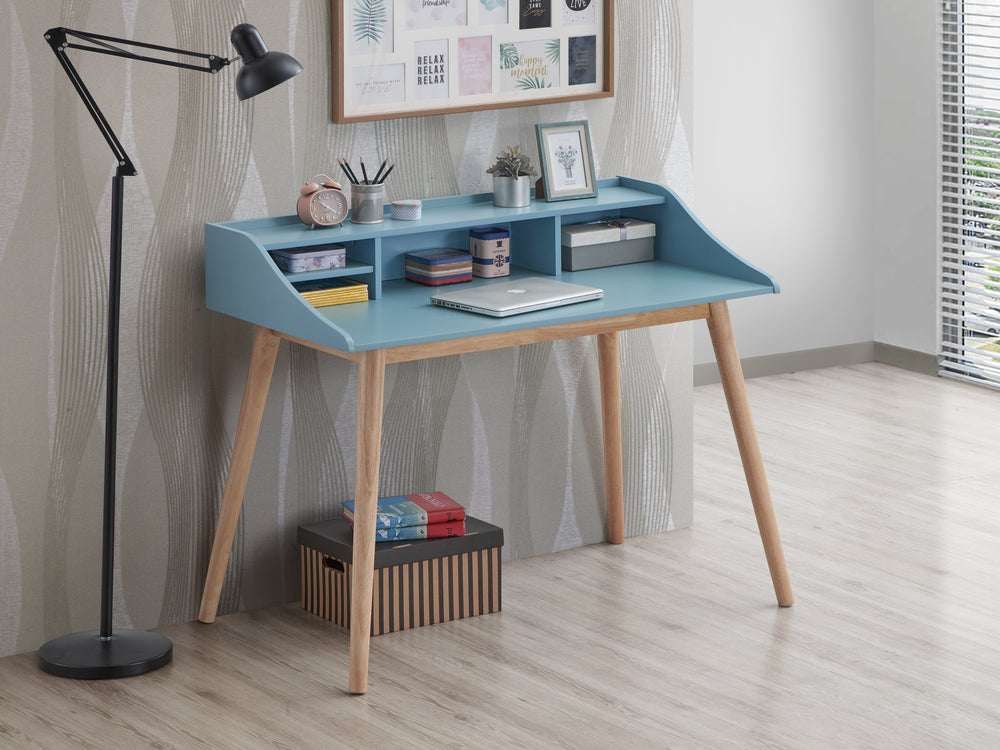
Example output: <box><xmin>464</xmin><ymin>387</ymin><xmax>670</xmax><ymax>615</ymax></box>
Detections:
<box><xmin>308</xmin><ymin>265</ymin><xmax>771</xmax><ymax>351</ymax></box>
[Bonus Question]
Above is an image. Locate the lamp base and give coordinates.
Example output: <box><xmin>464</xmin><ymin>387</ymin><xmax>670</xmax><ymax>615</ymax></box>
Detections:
<box><xmin>38</xmin><ymin>629</ymin><xmax>172</xmax><ymax>679</ymax></box>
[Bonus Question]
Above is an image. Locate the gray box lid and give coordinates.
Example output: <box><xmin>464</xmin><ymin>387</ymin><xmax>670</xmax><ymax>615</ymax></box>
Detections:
<box><xmin>561</xmin><ymin>218</ymin><xmax>656</xmax><ymax>247</ymax></box>
<box><xmin>297</xmin><ymin>516</ymin><xmax>503</xmax><ymax>569</ymax></box>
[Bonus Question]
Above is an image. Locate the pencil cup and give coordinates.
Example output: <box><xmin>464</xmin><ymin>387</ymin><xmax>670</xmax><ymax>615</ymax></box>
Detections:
<box><xmin>350</xmin><ymin>183</ymin><xmax>385</xmax><ymax>224</ymax></box>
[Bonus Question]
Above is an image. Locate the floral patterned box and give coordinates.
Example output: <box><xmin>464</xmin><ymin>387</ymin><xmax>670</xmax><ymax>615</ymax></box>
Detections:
<box><xmin>269</xmin><ymin>243</ymin><xmax>346</xmax><ymax>273</ymax></box>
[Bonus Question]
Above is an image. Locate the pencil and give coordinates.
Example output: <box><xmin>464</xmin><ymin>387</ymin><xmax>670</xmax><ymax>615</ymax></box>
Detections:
<box><xmin>340</xmin><ymin>158</ymin><xmax>359</xmax><ymax>185</ymax></box>
<box><xmin>338</xmin><ymin>159</ymin><xmax>357</xmax><ymax>185</ymax></box>
<box><xmin>376</xmin><ymin>163</ymin><xmax>394</xmax><ymax>184</ymax></box>
<box><xmin>372</xmin><ymin>158</ymin><xmax>388</xmax><ymax>184</ymax></box>
<box><xmin>359</xmin><ymin>158</ymin><xmax>369</xmax><ymax>184</ymax></box>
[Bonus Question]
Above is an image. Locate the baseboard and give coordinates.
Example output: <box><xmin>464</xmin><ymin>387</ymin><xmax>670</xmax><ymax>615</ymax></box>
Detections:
<box><xmin>872</xmin><ymin>342</ymin><xmax>938</xmax><ymax>376</ymax></box>
<box><xmin>694</xmin><ymin>341</ymin><xmax>937</xmax><ymax>386</ymax></box>
<box><xmin>694</xmin><ymin>342</ymin><xmax>874</xmax><ymax>385</ymax></box>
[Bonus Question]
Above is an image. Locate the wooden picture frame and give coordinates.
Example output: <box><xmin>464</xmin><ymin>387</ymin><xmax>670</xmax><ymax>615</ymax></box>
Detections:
<box><xmin>331</xmin><ymin>0</ymin><xmax>614</xmax><ymax>123</ymax></box>
<box><xmin>535</xmin><ymin>120</ymin><xmax>597</xmax><ymax>201</ymax></box>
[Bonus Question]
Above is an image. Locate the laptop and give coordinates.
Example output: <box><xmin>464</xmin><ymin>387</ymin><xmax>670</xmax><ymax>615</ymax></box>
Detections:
<box><xmin>430</xmin><ymin>277</ymin><xmax>603</xmax><ymax>317</ymax></box>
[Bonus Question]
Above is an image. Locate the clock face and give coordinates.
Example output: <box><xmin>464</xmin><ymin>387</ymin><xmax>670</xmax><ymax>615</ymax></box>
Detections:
<box><xmin>311</xmin><ymin>189</ymin><xmax>348</xmax><ymax>225</ymax></box>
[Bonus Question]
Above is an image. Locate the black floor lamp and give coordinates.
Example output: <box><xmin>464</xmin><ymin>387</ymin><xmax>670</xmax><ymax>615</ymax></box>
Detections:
<box><xmin>37</xmin><ymin>24</ymin><xmax>301</xmax><ymax>679</ymax></box>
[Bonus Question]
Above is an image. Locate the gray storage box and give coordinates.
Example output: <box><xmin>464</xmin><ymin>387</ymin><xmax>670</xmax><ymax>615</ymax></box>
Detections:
<box><xmin>561</xmin><ymin>218</ymin><xmax>656</xmax><ymax>271</ymax></box>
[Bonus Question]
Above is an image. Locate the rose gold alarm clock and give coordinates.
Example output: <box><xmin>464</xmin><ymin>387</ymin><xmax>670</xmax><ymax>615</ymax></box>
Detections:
<box><xmin>296</xmin><ymin>177</ymin><xmax>349</xmax><ymax>228</ymax></box>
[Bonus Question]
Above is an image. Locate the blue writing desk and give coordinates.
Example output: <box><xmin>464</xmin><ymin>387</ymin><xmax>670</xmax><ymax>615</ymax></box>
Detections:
<box><xmin>198</xmin><ymin>176</ymin><xmax>793</xmax><ymax>694</ymax></box>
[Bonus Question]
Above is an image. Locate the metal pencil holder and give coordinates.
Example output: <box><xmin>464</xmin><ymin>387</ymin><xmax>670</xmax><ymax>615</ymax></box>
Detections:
<box><xmin>350</xmin><ymin>183</ymin><xmax>385</xmax><ymax>224</ymax></box>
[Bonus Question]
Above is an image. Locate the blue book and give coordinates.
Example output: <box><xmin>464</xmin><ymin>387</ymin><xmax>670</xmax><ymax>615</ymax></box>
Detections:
<box><xmin>342</xmin><ymin>491</ymin><xmax>466</xmax><ymax>529</ymax></box>
<box><xmin>374</xmin><ymin>520</ymin><xmax>466</xmax><ymax>541</ymax></box>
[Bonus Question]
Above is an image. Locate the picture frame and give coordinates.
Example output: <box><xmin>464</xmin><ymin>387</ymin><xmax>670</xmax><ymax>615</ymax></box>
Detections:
<box><xmin>331</xmin><ymin>0</ymin><xmax>614</xmax><ymax>123</ymax></box>
<box><xmin>535</xmin><ymin>120</ymin><xmax>597</xmax><ymax>201</ymax></box>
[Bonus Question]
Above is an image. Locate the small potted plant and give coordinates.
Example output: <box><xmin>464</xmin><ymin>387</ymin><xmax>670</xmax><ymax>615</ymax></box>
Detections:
<box><xmin>486</xmin><ymin>145</ymin><xmax>537</xmax><ymax>207</ymax></box>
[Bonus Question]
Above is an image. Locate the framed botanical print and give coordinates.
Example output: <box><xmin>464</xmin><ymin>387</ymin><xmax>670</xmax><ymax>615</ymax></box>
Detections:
<box><xmin>535</xmin><ymin>120</ymin><xmax>597</xmax><ymax>201</ymax></box>
<box><xmin>332</xmin><ymin>0</ymin><xmax>614</xmax><ymax>123</ymax></box>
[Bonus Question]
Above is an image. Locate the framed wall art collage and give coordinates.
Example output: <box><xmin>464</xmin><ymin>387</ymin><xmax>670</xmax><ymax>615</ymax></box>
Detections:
<box><xmin>332</xmin><ymin>0</ymin><xmax>614</xmax><ymax>122</ymax></box>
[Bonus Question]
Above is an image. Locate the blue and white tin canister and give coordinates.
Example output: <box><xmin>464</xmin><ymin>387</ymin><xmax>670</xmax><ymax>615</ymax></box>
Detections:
<box><xmin>469</xmin><ymin>226</ymin><xmax>510</xmax><ymax>278</ymax></box>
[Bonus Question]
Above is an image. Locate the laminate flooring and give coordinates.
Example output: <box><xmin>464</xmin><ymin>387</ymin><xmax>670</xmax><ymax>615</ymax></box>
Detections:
<box><xmin>2</xmin><ymin>363</ymin><xmax>999</xmax><ymax>749</ymax></box>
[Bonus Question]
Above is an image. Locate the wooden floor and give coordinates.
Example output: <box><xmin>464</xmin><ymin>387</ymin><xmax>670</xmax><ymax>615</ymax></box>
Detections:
<box><xmin>2</xmin><ymin>363</ymin><xmax>1000</xmax><ymax>748</ymax></box>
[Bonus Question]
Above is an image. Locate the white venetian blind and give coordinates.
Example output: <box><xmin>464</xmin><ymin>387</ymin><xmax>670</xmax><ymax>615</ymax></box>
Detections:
<box><xmin>941</xmin><ymin>0</ymin><xmax>1000</xmax><ymax>385</ymax></box>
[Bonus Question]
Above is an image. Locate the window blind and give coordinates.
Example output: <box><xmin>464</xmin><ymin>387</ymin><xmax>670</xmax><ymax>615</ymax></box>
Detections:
<box><xmin>941</xmin><ymin>0</ymin><xmax>1000</xmax><ymax>386</ymax></box>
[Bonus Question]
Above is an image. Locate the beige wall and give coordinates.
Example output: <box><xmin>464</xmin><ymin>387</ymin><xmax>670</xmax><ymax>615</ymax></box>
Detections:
<box><xmin>0</xmin><ymin>0</ymin><xmax>693</xmax><ymax>656</ymax></box>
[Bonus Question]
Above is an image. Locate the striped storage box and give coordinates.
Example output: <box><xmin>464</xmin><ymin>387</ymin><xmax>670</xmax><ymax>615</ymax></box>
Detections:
<box><xmin>298</xmin><ymin>516</ymin><xmax>503</xmax><ymax>636</ymax></box>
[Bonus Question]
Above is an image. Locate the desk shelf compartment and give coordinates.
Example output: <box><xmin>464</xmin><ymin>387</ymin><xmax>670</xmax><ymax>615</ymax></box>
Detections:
<box><xmin>278</xmin><ymin>258</ymin><xmax>376</xmax><ymax>284</ymax></box>
<box><xmin>270</xmin><ymin>238</ymin><xmax>376</xmax><ymax>289</ymax></box>
<box><xmin>378</xmin><ymin>217</ymin><xmax>560</xmax><ymax>281</ymax></box>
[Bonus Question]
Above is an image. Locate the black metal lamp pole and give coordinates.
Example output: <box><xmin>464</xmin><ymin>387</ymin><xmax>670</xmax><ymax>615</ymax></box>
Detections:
<box><xmin>37</xmin><ymin>25</ymin><xmax>301</xmax><ymax>679</ymax></box>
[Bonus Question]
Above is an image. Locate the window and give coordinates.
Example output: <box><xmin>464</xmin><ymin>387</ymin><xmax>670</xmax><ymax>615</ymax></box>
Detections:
<box><xmin>941</xmin><ymin>0</ymin><xmax>1000</xmax><ymax>386</ymax></box>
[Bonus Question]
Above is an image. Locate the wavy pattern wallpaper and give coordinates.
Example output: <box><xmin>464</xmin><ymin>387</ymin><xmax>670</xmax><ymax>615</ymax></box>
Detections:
<box><xmin>0</xmin><ymin>0</ymin><xmax>692</xmax><ymax>656</ymax></box>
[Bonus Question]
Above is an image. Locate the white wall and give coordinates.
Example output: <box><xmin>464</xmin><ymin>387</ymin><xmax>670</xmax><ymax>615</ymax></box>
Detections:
<box><xmin>873</xmin><ymin>0</ymin><xmax>939</xmax><ymax>355</ymax></box>
<box><xmin>691</xmin><ymin>0</ymin><xmax>940</xmax><ymax>367</ymax></box>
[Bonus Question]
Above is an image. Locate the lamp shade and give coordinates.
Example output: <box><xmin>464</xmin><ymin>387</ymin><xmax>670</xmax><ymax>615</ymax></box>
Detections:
<box><xmin>231</xmin><ymin>23</ymin><xmax>302</xmax><ymax>100</ymax></box>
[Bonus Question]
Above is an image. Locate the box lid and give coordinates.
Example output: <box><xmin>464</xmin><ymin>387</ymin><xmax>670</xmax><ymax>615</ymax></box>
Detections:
<box><xmin>404</xmin><ymin>248</ymin><xmax>473</xmax><ymax>266</ymax></box>
<box><xmin>270</xmin><ymin>243</ymin><xmax>346</xmax><ymax>259</ymax></box>
<box><xmin>469</xmin><ymin>226</ymin><xmax>509</xmax><ymax>240</ymax></box>
<box><xmin>297</xmin><ymin>515</ymin><xmax>503</xmax><ymax>568</ymax></box>
<box><xmin>561</xmin><ymin>218</ymin><xmax>655</xmax><ymax>247</ymax></box>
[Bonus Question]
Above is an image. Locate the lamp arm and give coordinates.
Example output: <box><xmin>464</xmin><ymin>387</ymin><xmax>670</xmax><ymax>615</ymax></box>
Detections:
<box><xmin>57</xmin><ymin>28</ymin><xmax>235</xmax><ymax>71</ymax></box>
<box><xmin>43</xmin><ymin>27</ymin><xmax>235</xmax><ymax>177</ymax></box>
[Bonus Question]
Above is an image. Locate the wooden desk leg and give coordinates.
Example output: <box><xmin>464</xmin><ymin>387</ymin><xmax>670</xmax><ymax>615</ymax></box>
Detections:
<box><xmin>706</xmin><ymin>302</ymin><xmax>793</xmax><ymax>607</ymax></box>
<box><xmin>348</xmin><ymin>348</ymin><xmax>387</xmax><ymax>694</ymax></box>
<box><xmin>598</xmin><ymin>331</ymin><xmax>625</xmax><ymax>544</ymax></box>
<box><xmin>199</xmin><ymin>327</ymin><xmax>282</xmax><ymax>623</ymax></box>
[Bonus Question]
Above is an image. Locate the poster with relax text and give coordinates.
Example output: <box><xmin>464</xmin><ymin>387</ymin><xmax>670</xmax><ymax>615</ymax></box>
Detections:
<box><xmin>333</xmin><ymin>0</ymin><xmax>612</xmax><ymax>122</ymax></box>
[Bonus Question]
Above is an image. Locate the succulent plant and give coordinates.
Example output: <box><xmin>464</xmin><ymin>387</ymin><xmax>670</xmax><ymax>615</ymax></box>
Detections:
<box><xmin>486</xmin><ymin>145</ymin><xmax>538</xmax><ymax>180</ymax></box>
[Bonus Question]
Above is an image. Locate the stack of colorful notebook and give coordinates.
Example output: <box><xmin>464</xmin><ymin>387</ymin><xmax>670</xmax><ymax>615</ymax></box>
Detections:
<box><xmin>342</xmin><ymin>490</ymin><xmax>466</xmax><ymax>541</ymax></box>
<box><xmin>292</xmin><ymin>277</ymin><xmax>369</xmax><ymax>307</ymax></box>
<box><xmin>404</xmin><ymin>248</ymin><xmax>473</xmax><ymax>286</ymax></box>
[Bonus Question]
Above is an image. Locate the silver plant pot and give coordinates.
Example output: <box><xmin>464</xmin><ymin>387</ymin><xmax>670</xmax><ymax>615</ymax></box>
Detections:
<box><xmin>492</xmin><ymin>175</ymin><xmax>532</xmax><ymax>208</ymax></box>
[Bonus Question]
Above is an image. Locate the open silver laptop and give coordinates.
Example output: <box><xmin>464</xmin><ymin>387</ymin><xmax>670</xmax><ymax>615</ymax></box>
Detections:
<box><xmin>430</xmin><ymin>277</ymin><xmax>603</xmax><ymax>317</ymax></box>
